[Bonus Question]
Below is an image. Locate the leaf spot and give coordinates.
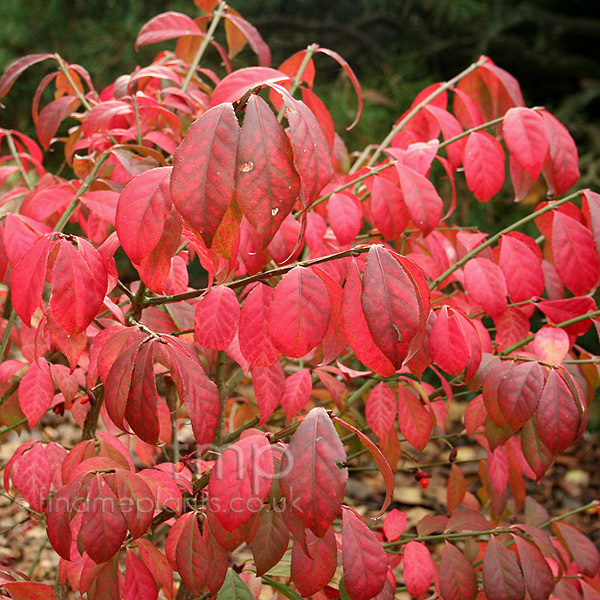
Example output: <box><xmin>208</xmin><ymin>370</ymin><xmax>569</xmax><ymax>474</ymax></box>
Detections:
<box><xmin>286</xmin><ymin>106</ymin><xmax>298</xmax><ymax>114</ymax></box>
<box><xmin>239</xmin><ymin>161</ymin><xmax>254</xmax><ymax>172</ymax></box>
<box><xmin>392</xmin><ymin>323</ymin><xmax>403</xmax><ymax>343</ymax></box>
<box><xmin>271</xmin><ymin>208</ymin><xmax>279</xmax><ymax>216</ymax></box>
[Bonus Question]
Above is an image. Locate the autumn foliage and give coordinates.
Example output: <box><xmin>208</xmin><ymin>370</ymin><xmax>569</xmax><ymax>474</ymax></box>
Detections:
<box><xmin>0</xmin><ymin>1</ymin><xmax>599</xmax><ymax>599</ymax></box>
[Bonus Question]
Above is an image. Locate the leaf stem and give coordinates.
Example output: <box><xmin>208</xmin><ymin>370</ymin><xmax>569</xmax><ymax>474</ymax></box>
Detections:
<box><xmin>181</xmin><ymin>2</ymin><xmax>227</xmax><ymax>94</ymax></box>
<box><xmin>5</xmin><ymin>131</ymin><xmax>34</xmax><ymax>190</ymax></box>
<box><xmin>146</xmin><ymin>245</ymin><xmax>371</xmax><ymax>306</ymax></box>
<box><xmin>55</xmin><ymin>54</ymin><xmax>92</xmax><ymax>111</ymax></box>
<box><xmin>429</xmin><ymin>189</ymin><xmax>583</xmax><ymax>290</ymax></box>
<box><xmin>276</xmin><ymin>43</ymin><xmax>318</xmax><ymax>122</ymax></box>
<box><xmin>54</xmin><ymin>151</ymin><xmax>110</xmax><ymax>233</ymax></box>
<box><xmin>0</xmin><ymin>307</ymin><xmax>17</xmax><ymax>363</ymax></box>
<box><xmin>367</xmin><ymin>56</ymin><xmax>488</xmax><ymax>167</ymax></box>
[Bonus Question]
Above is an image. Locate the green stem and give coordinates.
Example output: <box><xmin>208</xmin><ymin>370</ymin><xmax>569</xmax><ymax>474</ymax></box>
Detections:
<box><xmin>54</xmin><ymin>151</ymin><xmax>110</xmax><ymax>233</ymax></box>
<box><xmin>277</xmin><ymin>43</ymin><xmax>318</xmax><ymax>122</ymax></box>
<box><xmin>54</xmin><ymin>54</ymin><xmax>92</xmax><ymax>111</ymax></box>
<box><xmin>5</xmin><ymin>131</ymin><xmax>34</xmax><ymax>190</ymax></box>
<box><xmin>429</xmin><ymin>189</ymin><xmax>583</xmax><ymax>290</ymax></box>
<box><xmin>0</xmin><ymin>308</ymin><xmax>17</xmax><ymax>362</ymax></box>
<box><xmin>0</xmin><ymin>418</ymin><xmax>28</xmax><ymax>436</ymax></box>
<box><xmin>181</xmin><ymin>2</ymin><xmax>227</xmax><ymax>93</ymax></box>
<box><xmin>0</xmin><ymin>381</ymin><xmax>19</xmax><ymax>408</ymax></box>
<box><xmin>367</xmin><ymin>56</ymin><xmax>488</xmax><ymax>167</ymax></box>
<box><xmin>500</xmin><ymin>308</ymin><xmax>600</xmax><ymax>355</ymax></box>
<box><xmin>132</xmin><ymin>96</ymin><xmax>143</xmax><ymax>145</ymax></box>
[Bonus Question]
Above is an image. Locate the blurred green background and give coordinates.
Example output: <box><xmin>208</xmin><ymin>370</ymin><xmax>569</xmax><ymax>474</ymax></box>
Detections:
<box><xmin>1</xmin><ymin>0</ymin><xmax>598</xmax><ymax>175</ymax></box>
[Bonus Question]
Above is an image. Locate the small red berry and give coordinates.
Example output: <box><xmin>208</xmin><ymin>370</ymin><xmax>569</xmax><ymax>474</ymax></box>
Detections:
<box><xmin>174</xmin><ymin>462</ymin><xmax>185</xmax><ymax>473</ymax></box>
<box><xmin>419</xmin><ymin>478</ymin><xmax>429</xmax><ymax>489</ymax></box>
<box><xmin>449</xmin><ymin>448</ymin><xmax>457</xmax><ymax>462</ymax></box>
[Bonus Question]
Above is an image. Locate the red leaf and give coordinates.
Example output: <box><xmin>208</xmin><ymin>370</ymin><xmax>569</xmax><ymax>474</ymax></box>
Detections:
<box><xmin>553</xmin><ymin>521</ymin><xmax>600</xmax><ymax>577</ymax></box>
<box><xmin>105</xmin><ymin>339</ymin><xmax>141</xmax><ymax>430</ymax></box>
<box><xmin>403</xmin><ymin>541</ymin><xmax>435</xmax><ymax>598</ymax></box>
<box><xmin>537</xmin><ymin>296</ymin><xmax>596</xmax><ymax>338</ymax></box>
<box><xmin>397</xmin><ymin>384</ymin><xmax>432</xmax><ymax>452</ymax></box>
<box><xmin>281</xmin><ymin>369</ymin><xmax>312</xmax><ymax>420</ymax></box>
<box><xmin>369</xmin><ymin>176</ymin><xmax>408</xmax><ymax>240</ymax></box>
<box><xmin>445</xmin><ymin>506</ymin><xmax>491</xmax><ymax>533</ymax></box>
<box><xmin>498</xmin><ymin>361</ymin><xmax>546</xmax><ymax>430</ymax></box>
<box><xmin>341</xmin><ymin>260</ymin><xmax>395</xmax><ymax>377</ymax></box>
<box><xmin>0</xmin><ymin>53</ymin><xmax>54</xmax><ymax>99</ymax></box>
<box><xmin>315</xmin><ymin>47</ymin><xmax>363</xmax><ymax>130</ymax></box>
<box><xmin>520</xmin><ymin>419</ymin><xmax>554</xmax><ymax>481</ymax></box>
<box><xmin>483</xmin><ymin>536</ymin><xmax>526</xmax><ymax>600</ymax></box>
<box><xmin>10</xmin><ymin>235</ymin><xmax>52</xmax><ymax>327</ymax></box>
<box><xmin>36</xmin><ymin>96</ymin><xmax>79</xmax><ymax>149</ymax></box>
<box><xmin>171</xmin><ymin>104</ymin><xmax>240</xmax><ymax>247</ymax></box>
<box><xmin>251</xmin><ymin>362</ymin><xmax>285</xmax><ymax>424</ymax></box>
<box><xmin>123</xmin><ymin>550</ymin><xmax>158</xmax><ymax>600</ymax></box>
<box><xmin>209</xmin><ymin>434</ymin><xmax>273</xmax><ymax>531</ymax></box>
<box><xmin>499</xmin><ymin>234</ymin><xmax>545</xmax><ymax>302</ymax></box>
<box><xmin>395</xmin><ymin>163</ymin><xmax>443</xmax><ymax>236</ymax></box>
<box><xmin>194</xmin><ymin>286</ymin><xmax>240</xmax><ymax>350</ymax></box>
<box><xmin>18</xmin><ymin>357</ymin><xmax>54</xmax><ymax>427</ymax></box>
<box><xmin>430</xmin><ymin>305</ymin><xmax>471</xmax><ymax>375</ymax></box>
<box><xmin>291</xmin><ymin>527</ymin><xmax>337</xmax><ymax>597</ymax></box>
<box><xmin>328</xmin><ymin>191</ymin><xmax>363</xmax><ymax>245</ymax></box>
<box><xmin>383</xmin><ymin>509</ymin><xmax>407</xmax><ymax>541</ymax></box>
<box><xmin>49</xmin><ymin>237</ymin><xmax>107</xmax><ymax>336</ymax></box>
<box><xmin>110</xmin><ymin>471</ymin><xmax>154</xmax><ymax>540</ymax></box>
<box><xmin>166</xmin><ymin>339</ymin><xmax>220</xmax><ymax>448</ymax></box>
<box><xmin>250</xmin><ymin>507</ymin><xmax>289</xmax><ymax>576</ymax></box>
<box><xmin>223</xmin><ymin>13</ymin><xmax>271</xmax><ymax>67</ymax></box>
<box><xmin>541</xmin><ymin>110</ymin><xmax>579</xmax><ymax>197</ymax></box>
<box><xmin>136</xmin><ymin>538</ymin><xmax>174</xmax><ymax>600</ymax></box>
<box><xmin>268</xmin><ymin>266</ymin><xmax>331</xmax><ymax>358</ymax></box>
<box><xmin>446</xmin><ymin>463</ymin><xmax>467</xmax><ymax>514</ymax></box>
<box><xmin>3</xmin><ymin>582</ymin><xmax>57</xmax><ymax>600</ymax></box>
<box><xmin>342</xmin><ymin>507</ymin><xmax>388</xmax><ymax>600</ymax></box>
<box><xmin>10</xmin><ymin>442</ymin><xmax>51</xmax><ymax>512</ymax></box>
<box><xmin>276</xmin><ymin>88</ymin><xmax>333</xmax><ymax>205</ymax></box>
<box><xmin>362</xmin><ymin>245</ymin><xmax>423</xmax><ymax>369</ymax></box>
<box><xmin>535</xmin><ymin>368</ymin><xmax>582</xmax><ymax>454</ymax></box>
<box><xmin>551</xmin><ymin>211</ymin><xmax>600</xmax><ymax>295</ymax></box>
<box><xmin>439</xmin><ymin>541</ymin><xmax>478</xmax><ymax>600</ymax></box>
<box><xmin>211</xmin><ymin>67</ymin><xmax>289</xmax><ymax>106</ymax></box>
<box><xmin>135</xmin><ymin>11</ymin><xmax>203</xmax><ymax>49</ymax></box>
<box><xmin>583</xmin><ymin>189</ymin><xmax>600</xmax><ymax>254</ymax></box>
<box><xmin>238</xmin><ymin>283</ymin><xmax>281</xmax><ymax>367</ymax></box>
<box><xmin>116</xmin><ymin>167</ymin><xmax>172</xmax><ymax>264</ymax></box>
<box><xmin>463</xmin><ymin>131</ymin><xmax>505</xmax><ymax>202</ymax></box>
<box><xmin>513</xmin><ymin>535</ymin><xmax>554</xmax><ymax>600</ymax></box>
<box><xmin>173</xmin><ymin>513</ymin><xmax>228</xmax><ymax>596</ymax></box>
<box><xmin>463</xmin><ymin>257</ymin><xmax>508</xmax><ymax>317</ymax></box>
<box><xmin>331</xmin><ymin>415</ymin><xmax>394</xmax><ymax>518</ymax></box>
<box><xmin>235</xmin><ymin>95</ymin><xmax>300</xmax><ymax>247</ymax></box>
<box><xmin>280</xmin><ymin>407</ymin><xmax>347</xmax><ymax>537</ymax></box>
<box><xmin>365</xmin><ymin>382</ymin><xmax>397</xmax><ymax>439</ymax></box>
<box><xmin>503</xmin><ymin>107</ymin><xmax>549</xmax><ymax>179</ymax></box>
<box><xmin>80</xmin><ymin>474</ymin><xmax>128</xmax><ymax>564</ymax></box>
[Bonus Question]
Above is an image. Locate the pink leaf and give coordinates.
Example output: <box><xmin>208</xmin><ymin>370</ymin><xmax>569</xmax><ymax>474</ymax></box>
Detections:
<box><xmin>209</xmin><ymin>434</ymin><xmax>273</xmax><ymax>531</ymax></box>
<box><xmin>194</xmin><ymin>286</ymin><xmax>240</xmax><ymax>350</ymax></box>
<box><xmin>268</xmin><ymin>266</ymin><xmax>331</xmax><ymax>358</ymax></box>
<box><xmin>251</xmin><ymin>362</ymin><xmax>285</xmax><ymax>424</ymax></box>
<box><xmin>463</xmin><ymin>257</ymin><xmax>508</xmax><ymax>317</ymax></box>
<box><xmin>281</xmin><ymin>369</ymin><xmax>312</xmax><ymax>420</ymax></box>
<box><xmin>342</xmin><ymin>507</ymin><xmax>388</xmax><ymax>600</ymax></box>
<box><xmin>135</xmin><ymin>12</ymin><xmax>203</xmax><ymax>49</ymax></box>
<box><xmin>116</xmin><ymin>167</ymin><xmax>172</xmax><ymax>264</ymax></box>
<box><xmin>18</xmin><ymin>358</ymin><xmax>54</xmax><ymax>427</ymax></box>
<box><xmin>365</xmin><ymin>382</ymin><xmax>397</xmax><ymax>439</ymax></box>
<box><xmin>463</xmin><ymin>131</ymin><xmax>505</xmax><ymax>202</ymax></box>
<box><xmin>403</xmin><ymin>541</ymin><xmax>435</xmax><ymax>598</ymax></box>
<box><xmin>503</xmin><ymin>107</ymin><xmax>549</xmax><ymax>179</ymax></box>
<box><xmin>280</xmin><ymin>407</ymin><xmax>347</xmax><ymax>537</ymax></box>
